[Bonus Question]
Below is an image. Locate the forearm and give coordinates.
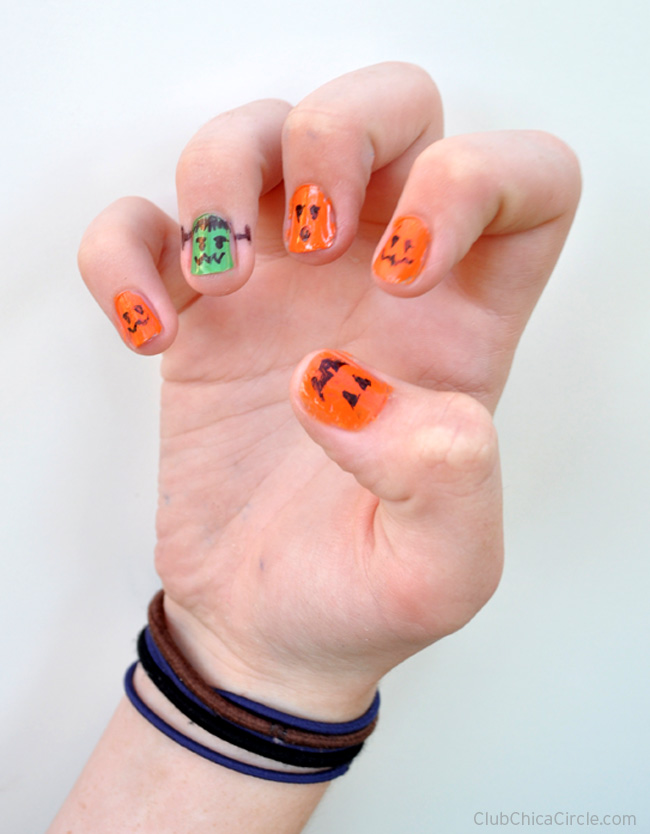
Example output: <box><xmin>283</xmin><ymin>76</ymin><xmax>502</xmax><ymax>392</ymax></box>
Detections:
<box><xmin>47</xmin><ymin>676</ymin><xmax>328</xmax><ymax>834</ymax></box>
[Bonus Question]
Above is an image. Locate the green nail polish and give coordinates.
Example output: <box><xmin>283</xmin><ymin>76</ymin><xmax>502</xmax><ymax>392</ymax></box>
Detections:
<box><xmin>191</xmin><ymin>214</ymin><xmax>234</xmax><ymax>275</ymax></box>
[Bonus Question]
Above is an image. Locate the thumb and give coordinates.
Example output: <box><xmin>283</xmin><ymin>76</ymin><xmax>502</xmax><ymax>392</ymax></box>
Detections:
<box><xmin>290</xmin><ymin>349</ymin><xmax>504</xmax><ymax>635</ymax></box>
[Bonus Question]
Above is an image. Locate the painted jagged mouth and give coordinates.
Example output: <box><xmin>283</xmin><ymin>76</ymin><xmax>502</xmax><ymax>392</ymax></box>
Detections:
<box><xmin>380</xmin><ymin>254</ymin><xmax>414</xmax><ymax>266</ymax></box>
<box><xmin>127</xmin><ymin>317</ymin><xmax>150</xmax><ymax>333</ymax></box>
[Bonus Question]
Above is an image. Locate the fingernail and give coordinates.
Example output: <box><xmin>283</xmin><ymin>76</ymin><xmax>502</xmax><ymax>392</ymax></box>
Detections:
<box><xmin>299</xmin><ymin>350</ymin><xmax>392</xmax><ymax>430</ymax></box>
<box><xmin>373</xmin><ymin>216</ymin><xmax>430</xmax><ymax>284</ymax></box>
<box><xmin>286</xmin><ymin>185</ymin><xmax>336</xmax><ymax>253</ymax></box>
<box><xmin>114</xmin><ymin>291</ymin><xmax>162</xmax><ymax>348</ymax></box>
<box><xmin>191</xmin><ymin>213</ymin><xmax>234</xmax><ymax>275</ymax></box>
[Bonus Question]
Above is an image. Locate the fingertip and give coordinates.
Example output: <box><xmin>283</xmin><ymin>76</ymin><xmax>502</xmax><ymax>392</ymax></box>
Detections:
<box><xmin>371</xmin><ymin>214</ymin><xmax>430</xmax><ymax>285</ymax></box>
<box><xmin>291</xmin><ymin>349</ymin><xmax>393</xmax><ymax>434</ymax></box>
<box><xmin>291</xmin><ymin>351</ymin><xmax>501</xmax><ymax>518</ymax></box>
<box><xmin>371</xmin><ymin>215</ymin><xmax>456</xmax><ymax>299</ymax></box>
<box><xmin>78</xmin><ymin>197</ymin><xmax>182</xmax><ymax>356</ymax></box>
<box><xmin>113</xmin><ymin>289</ymin><xmax>177</xmax><ymax>355</ymax></box>
<box><xmin>283</xmin><ymin>185</ymin><xmax>359</xmax><ymax>266</ymax></box>
<box><xmin>285</xmin><ymin>185</ymin><xmax>336</xmax><ymax>253</ymax></box>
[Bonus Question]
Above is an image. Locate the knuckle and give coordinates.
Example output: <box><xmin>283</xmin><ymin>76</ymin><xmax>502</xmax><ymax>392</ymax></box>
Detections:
<box><xmin>77</xmin><ymin>199</ymin><xmax>146</xmax><ymax>280</ymax></box>
<box><xmin>414</xmin><ymin>393</ymin><xmax>498</xmax><ymax>479</ymax></box>
<box><xmin>513</xmin><ymin>129</ymin><xmax>582</xmax><ymax>189</ymax></box>
<box><xmin>176</xmin><ymin>141</ymin><xmax>213</xmax><ymax>187</ymax></box>
<box><xmin>397</xmin><ymin>61</ymin><xmax>439</xmax><ymax>93</ymax></box>
<box><xmin>77</xmin><ymin>226</ymin><xmax>119</xmax><ymax>277</ymax></box>
<box><xmin>413</xmin><ymin>139</ymin><xmax>498</xmax><ymax>209</ymax></box>
<box><xmin>282</xmin><ymin>106</ymin><xmax>358</xmax><ymax>151</ymax></box>
<box><xmin>532</xmin><ymin>130</ymin><xmax>583</xmax><ymax>195</ymax></box>
<box><xmin>76</xmin><ymin>237</ymin><xmax>93</xmax><ymax>275</ymax></box>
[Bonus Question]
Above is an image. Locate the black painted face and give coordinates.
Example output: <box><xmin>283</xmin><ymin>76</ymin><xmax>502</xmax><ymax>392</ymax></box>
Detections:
<box><xmin>122</xmin><ymin>304</ymin><xmax>150</xmax><ymax>333</ymax></box>
<box><xmin>373</xmin><ymin>216</ymin><xmax>429</xmax><ymax>283</ymax></box>
<box><xmin>379</xmin><ymin>233</ymin><xmax>415</xmax><ymax>267</ymax></box>
<box><xmin>288</xmin><ymin>185</ymin><xmax>335</xmax><ymax>252</ymax></box>
<box><xmin>295</xmin><ymin>203</ymin><xmax>321</xmax><ymax>241</ymax></box>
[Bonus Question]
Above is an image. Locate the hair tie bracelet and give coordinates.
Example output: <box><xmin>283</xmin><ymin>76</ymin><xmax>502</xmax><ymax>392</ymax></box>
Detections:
<box><xmin>138</xmin><ymin>627</ymin><xmax>363</xmax><ymax>769</ymax></box>
<box><xmin>147</xmin><ymin>590</ymin><xmax>379</xmax><ymax>747</ymax></box>
<box><xmin>124</xmin><ymin>663</ymin><xmax>351</xmax><ymax>784</ymax></box>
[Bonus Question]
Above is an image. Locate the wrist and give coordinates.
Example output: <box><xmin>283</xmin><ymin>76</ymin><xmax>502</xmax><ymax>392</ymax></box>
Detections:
<box><xmin>123</xmin><ymin>593</ymin><xmax>379</xmax><ymax>786</ymax></box>
<box><xmin>132</xmin><ymin>664</ymin><xmax>333</xmax><ymax>777</ymax></box>
<box><xmin>162</xmin><ymin>591</ymin><xmax>380</xmax><ymax>723</ymax></box>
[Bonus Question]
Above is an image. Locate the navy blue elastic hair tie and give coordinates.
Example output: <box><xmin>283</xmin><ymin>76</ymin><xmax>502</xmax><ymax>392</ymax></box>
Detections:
<box><xmin>123</xmin><ymin>663</ymin><xmax>351</xmax><ymax>784</ymax></box>
<box><xmin>217</xmin><ymin>689</ymin><xmax>381</xmax><ymax>735</ymax></box>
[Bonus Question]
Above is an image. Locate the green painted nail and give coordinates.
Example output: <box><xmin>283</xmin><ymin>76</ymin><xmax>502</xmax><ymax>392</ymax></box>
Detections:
<box><xmin>191</xmin><ymin>214</ymin><xmax>234</xmax><ymax>275</ymax></box>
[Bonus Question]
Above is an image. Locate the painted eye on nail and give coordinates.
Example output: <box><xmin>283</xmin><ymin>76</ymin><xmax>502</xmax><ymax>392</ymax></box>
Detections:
<box><xmin>295</xmin><ymin>204</ymin><xmax>304</xmax><ymax>221</ymax></box>
<box><xmin>309</xmin><ymin>205</ymin><xmax>320</xmax><ymax>220</ymax></box>
<box><xmin>311</xmin><ymin>357</ymin><xmax>346</xmax><ymax>400</ymax></box>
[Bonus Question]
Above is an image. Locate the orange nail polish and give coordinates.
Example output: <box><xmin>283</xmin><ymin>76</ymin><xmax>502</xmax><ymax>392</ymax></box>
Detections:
<box><xmin>299</xmin><ymin>350</ymin><xmax>392</xmax><ymax>431</ymax></box>
<box><xmin>373</xmin><ymin>216</ymin><xmax>430</xmax><ymax>284</ymax></box>
<box><xmin>114</xmin><ymin>291</ymin><xmax>162</xmax><ymax>348</ymax></box>
<box><xmin>286</xmin><ymin>184</ymin><xmax>336</xmax><ymax>252</ymax></box>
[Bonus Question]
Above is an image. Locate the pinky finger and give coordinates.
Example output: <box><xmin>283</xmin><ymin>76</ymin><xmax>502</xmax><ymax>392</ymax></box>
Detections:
<box><xmin>78</xmin><ymin>197</ymin><xmax>193</xmax><ymax>355</ymax></box>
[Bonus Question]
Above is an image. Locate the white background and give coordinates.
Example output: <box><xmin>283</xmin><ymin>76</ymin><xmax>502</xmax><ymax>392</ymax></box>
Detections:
<box><xmin>1</xmin><ymin>1</ymin><xmax>648</xmax><ymax>831</ymax></box>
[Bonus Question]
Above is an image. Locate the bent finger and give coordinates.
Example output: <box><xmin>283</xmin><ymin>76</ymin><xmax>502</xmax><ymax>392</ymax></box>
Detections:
<box><xmin>291</xmin><ymin>348</ymin><xmax>503</xmax><ymax>636</ymax></box>
<box><xmin>176</xmin><ymin>99</ymin><xmax>290</xmax><ymax>295</ymax></box>
<box><xmin>78</xmin><ymin>197</ymin><xmax>191</xmax><ymax>354</ymax></box>
<box><xmin>371</xmin><ymin>130</ymin><xmax>581</xmax><ymax>318</ymax></box>
<box><xmin>281</xmin><ymin>61</ymin><xmax>443</xmax><ymax>263</ymax></box>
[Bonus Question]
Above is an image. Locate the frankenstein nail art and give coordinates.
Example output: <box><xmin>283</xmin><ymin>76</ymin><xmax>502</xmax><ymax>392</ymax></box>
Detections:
<box><xmin>115</xmin><ymin>291</ymin><xmax>162</xmax><ymax>348</ymax></box>
<box><xmin>373</xmin><ymin>216</ymin><xmax>430</xmax><ymax>284</ymax></box>
<box><xmin>191</xmin><ymin>214</ymin><xmax>234</xmax><ymax>275</ymax></box>
<box><xmin>300</xmin><ymin>350</ymin><xmax>392</xmax><ymax>430</ymax></box>
<box><xmin>286</xmin><ymin>185</ymin><xmax>336</xmax><ymax>253</ymax></box>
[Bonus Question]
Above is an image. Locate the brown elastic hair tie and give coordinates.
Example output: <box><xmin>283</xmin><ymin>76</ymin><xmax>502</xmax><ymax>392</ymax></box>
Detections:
<box><xmin>147</xmin><ymin>590</ymin><xmax>378</xmax><ymax>749</ymax></box>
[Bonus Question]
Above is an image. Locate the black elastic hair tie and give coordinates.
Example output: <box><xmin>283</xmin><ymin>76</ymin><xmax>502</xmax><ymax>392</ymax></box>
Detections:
<box><xmin>137</xmin><ymin>629</ymin><xmax>364</xmax><ymax>769</ymax></box>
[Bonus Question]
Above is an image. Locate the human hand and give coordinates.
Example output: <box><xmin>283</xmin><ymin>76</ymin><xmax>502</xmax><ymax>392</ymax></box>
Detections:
<box><xmin>79</xmin><ymin>62</ymin><xmax>580</xmax><ymax>720</ymax></box>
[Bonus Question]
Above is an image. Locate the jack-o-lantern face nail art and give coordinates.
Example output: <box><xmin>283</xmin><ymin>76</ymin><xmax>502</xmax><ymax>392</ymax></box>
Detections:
<box><xmin>191</xmin><ymin>213</ymin><xmax>234</xmax><ymax>275</ymax></box>
<box><xmin>114</xmin><ymin>291</ymin><xmax>162</xmax><ymax>348</ymax></box>
<box><xmin>286</xmin><ymin>185</ymin><xmax>336</xmax><ymax>253</ymax></box>
<box><xmin>373</xmin><ymin>216</ymin><xmax>430</xmax><ymax>284</ymax></box>
<box><xmin>299</xmin><ymin>350</ymin><xmax>392</xmax><ymax>430</ymax></box>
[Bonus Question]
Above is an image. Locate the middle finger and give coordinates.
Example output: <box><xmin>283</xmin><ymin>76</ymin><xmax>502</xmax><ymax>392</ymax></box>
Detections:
<box><xmin>281</xmin><ymin>61</ymin><xmax>444</xmax><ymax>262</ymax></box>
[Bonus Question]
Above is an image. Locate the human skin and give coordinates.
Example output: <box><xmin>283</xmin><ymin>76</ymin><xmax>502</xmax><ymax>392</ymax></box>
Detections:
<box><xmin>51</xmin><ymin>63</ymin><xmax>581</xmax><ymax>833</ymax></box>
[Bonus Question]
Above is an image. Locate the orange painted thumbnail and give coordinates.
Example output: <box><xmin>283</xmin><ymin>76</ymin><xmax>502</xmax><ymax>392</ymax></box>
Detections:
<box><xmin>299</xmin><ymin>350</ymin><xmax>392</xmax><ymax>431</ymax></box>
<box><xmin>114</xmin><ymin>291</ymin><xmax>162</xmax><ymax>348</ymax></box>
